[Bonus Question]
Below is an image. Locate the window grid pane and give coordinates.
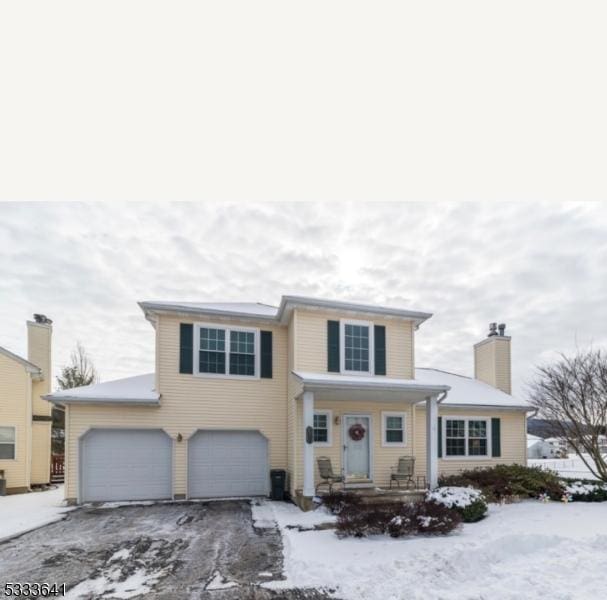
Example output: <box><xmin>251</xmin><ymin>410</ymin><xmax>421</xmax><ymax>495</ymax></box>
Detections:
<box><xmin>386</xmin><ymin>416</ymin><xmax>402</xmax><ymax>430</ymax></box>
<box><xmin>468</xmin><ymin>420</ymin><xmax>487</xmax><ymax>438</ymax></box>
<box><xmin>446</xmin><ymin>420</ymin><xmax>465</xmax><ymax>438</ymax></box>
<box><xmin>313</xmin><ymin>413</ymin><xmax>328</xmax><ymax>443</ymax></box>
<box><xmin>468</xmin><ymin>438</ymin><xmax>488</xmax><ymax>456</ymax></box>
<box><xmin>344</xmin><ymin>324</ymin><xmax>370</xmax><ymax>372</ymax></box>
<box><xmin>386</xmin><ymin>430</ymin><xmax>403</xmax><ymax>443</ymax></box>
<box><xmin>228</xmin><ymin>330</ymin><xmax>256</xmax><ymax>376</ymax></box>
<box><xmin>446</xmin><ymin>438</ymin><xmax>466</xmax><ymax>456</ymax></box>
<box><xmin>199</xmin><ymin>350</ymin><xmax>226</xmax><ymax>374</ymax></box>
<box><xmin>200</xmin><ymin>328</ymin><xmax>225</xmax><ymax>352</ymax></box>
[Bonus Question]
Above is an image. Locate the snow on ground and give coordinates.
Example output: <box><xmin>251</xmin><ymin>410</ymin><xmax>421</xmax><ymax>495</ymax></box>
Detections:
<box><xmin>0</xmin><ymin>485</ymin><xmax>74</xmax><ymax>541</ymax></box>
<box><xmin>205</xmin><ymin>571</ymin><xmax>239</xmax><ymax>590</ymax></box>
<box><xmin>264</xmin><ymin>500</ymin><xmax>607</xmax><ymax>600</ymax></box>
<box><xmin>529</xmin><ymin>453</ymin><xmax>604</xmax><ymax>480</ymax></box>
<box><xmin>64</xmin><ymin>567</ymin><xmax>164</xmax><ymax>599</ymax></box>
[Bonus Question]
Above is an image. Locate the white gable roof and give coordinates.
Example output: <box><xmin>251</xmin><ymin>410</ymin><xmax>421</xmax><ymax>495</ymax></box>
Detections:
<box><xmin>415</xmin><ymin>368</ymin><xmax>530</xmax><ymax>409</ymax></box>
<box><xmin>44</xmin><ymin>373</ymin><xmax>159</xmax><ymax>405</ymax></box>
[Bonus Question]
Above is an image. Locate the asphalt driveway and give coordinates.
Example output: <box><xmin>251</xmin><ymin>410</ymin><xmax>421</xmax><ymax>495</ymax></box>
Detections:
<box><xmin>0</xmin><ymin>500</ymin><xmax>331</xmax><ymax>599</ymax></box>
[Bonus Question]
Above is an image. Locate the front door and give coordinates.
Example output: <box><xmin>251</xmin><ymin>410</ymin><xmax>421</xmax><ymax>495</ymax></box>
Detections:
<box><xmin>343</xmin><ymin>415</ymin><xmax>371</xmax><ymax>479</ymax></box>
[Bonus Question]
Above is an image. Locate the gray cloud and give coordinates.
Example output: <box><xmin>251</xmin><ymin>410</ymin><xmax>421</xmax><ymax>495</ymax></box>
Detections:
<box><xmin>1</xmin><ymin>201</ymin><xmax>606</xmax><ymax>399</ymax></box>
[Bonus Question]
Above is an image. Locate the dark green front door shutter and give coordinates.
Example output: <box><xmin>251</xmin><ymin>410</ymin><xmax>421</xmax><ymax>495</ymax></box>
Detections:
<box><xmin>327</xmin><ymin>320</ymin><xmax>340</xmax><ymax>372</ymax></box>
<box><xmin>437</xmin><ymin>416</ymin><xmax>442</xmax><ymax>458</ymax></box>
<box><xmin>374</xmin><ymin>325</ymin><xmax>386</xmax><ymax>375</ymax></box>
<box><xmin>260</xmin><ymin>331</ymin><xmax>273</xmax><ymax>378</ymax></box>
<box><xmin>491</xmin><ymin>418</ymin><xmax>501</xmax><ymax>457</ymax></box>
<box><xmin>179</xmin><ymin>323</ymin><xmax>193</xmax><ymax>374</ymax></box>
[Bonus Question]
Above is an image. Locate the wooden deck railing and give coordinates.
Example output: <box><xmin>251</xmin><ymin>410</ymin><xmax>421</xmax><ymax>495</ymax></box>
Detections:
<box><xmin>51</xmin><ymin>454</ymin><xmax>65</xmax><ymax>481</ymax></box>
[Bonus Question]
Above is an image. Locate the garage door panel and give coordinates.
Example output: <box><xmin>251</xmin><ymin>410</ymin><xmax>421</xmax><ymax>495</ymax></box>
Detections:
<box><xmin>81</xmin><ymin>429</ymin><xmax>172</xmax><ymax>502</ymax></box>
<box><xmin>188</xmin><ymin>430</ymin><xmax>268</xmax><ymax>498</ymax></box>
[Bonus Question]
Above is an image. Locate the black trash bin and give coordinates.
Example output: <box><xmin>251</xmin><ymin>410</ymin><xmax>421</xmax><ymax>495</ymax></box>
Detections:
<box><xmin>270</xmin><ymin>469</ymin><xmax>287</xmax><ymax>501</ymax></box>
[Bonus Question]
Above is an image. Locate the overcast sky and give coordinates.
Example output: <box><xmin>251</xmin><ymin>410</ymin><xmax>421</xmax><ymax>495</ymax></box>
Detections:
<box><xmin>1</xmin><ymin>201</ymin><xmax>605</xmax><ymax>398</ymax></box>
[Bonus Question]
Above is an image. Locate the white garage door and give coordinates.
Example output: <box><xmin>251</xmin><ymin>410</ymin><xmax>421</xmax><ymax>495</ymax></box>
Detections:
<box><xmin>81</xmin><ymin>429</ymin><xmax>172</xmax><ymax>502</ymax></box>
<box><xmin>188</xmin><ymin>430</ymin><xmax>269</xmax><ymax>498</ymax></box>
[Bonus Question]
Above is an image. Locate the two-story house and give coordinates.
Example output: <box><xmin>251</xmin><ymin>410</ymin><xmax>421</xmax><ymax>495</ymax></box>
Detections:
<box><xmin>45</xmin><ymin>297</ymin><xmax>529</xmax><ymax>507</ymax></box>
<box><xmin>1</xmin><ymin>315</ymin><xmax>53</xmax><ymax>493</ymax></box>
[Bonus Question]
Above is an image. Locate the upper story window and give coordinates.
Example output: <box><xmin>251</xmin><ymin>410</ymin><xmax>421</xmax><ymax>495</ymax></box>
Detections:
<box><xmin>444</xmin><ymin>417</ymin><xmax>489</xmax><ymax>458</ymax></box>
<box><xmin>195</xmin><ymin>324</ymin><xmax>259</xmax><ymax>378</ymax></box>
<box><xmin>340</xmin><ymin>319</ymin><xmax>374</xmax><ymax>375</ymax></box>
<box><xmin>0</xmin><ymin>426</ymin><xmax>16</xmax><ymax>459</ymax></box>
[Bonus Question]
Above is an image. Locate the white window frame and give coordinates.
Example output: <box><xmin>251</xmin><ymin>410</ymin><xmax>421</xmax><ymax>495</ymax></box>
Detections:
<box><xmin>193</xmin><ymin>323</ymin><xmax>260</xmax><ymax>380</ymax></box>
<box><xmin>313</xmin><ymin>409</ymin><xmax>333</xmax><ymax>447</ymax></box>
<box><xmin>442</xmin><ymin>416</ymin><xmax>492</xmax><ymax>460</ymax></box>
<box><xmin>340</xmin><ymin>319</ymin><xmax>374</xmax><ymax>376</ymax></box>
<box><xmin>0</xmin><ymin>426</ymin><xmax>16</xmax><ymax>461</ymax></box>
<box><xmin>381</xmin><ymin>411</ymin><xmax>407</xmax><ymax>447</ymax></box>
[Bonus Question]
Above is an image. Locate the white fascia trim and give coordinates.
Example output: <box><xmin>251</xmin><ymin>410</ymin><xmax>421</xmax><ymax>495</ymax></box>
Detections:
<box><xmin>292</xmin><ymin>373</ymin><xmax>449</xmax><ymax>395</ymax></box>
<box><xmin>440</xmin><ymin>403</ymin><xmax>532</xmax><ymax>411</ymax></box>
<box><xmin>138</xmin><ymin>302</ymin><xmax>276</xmax><ymax>323</ymax></box>
<box><xmin>277</xmin><ymin>296</ymin><xmax>433</xmax><ymax>325</ymax></box>
<box><xmin>42</xmin><ymin>395</ymin><xmax>160</xmax><ymax>406</ymax></box>
<box><xmin>0</xmin><ymin>346</ymin><xmax>42</xmax><ymax>376</ymax></box>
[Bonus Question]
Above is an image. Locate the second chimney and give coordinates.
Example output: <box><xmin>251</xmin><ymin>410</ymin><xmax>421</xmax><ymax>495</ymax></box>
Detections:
<box><xmin>474</xmin><ymin>323</ymin><xmax>511</xmax><ymax>395</ymax></box>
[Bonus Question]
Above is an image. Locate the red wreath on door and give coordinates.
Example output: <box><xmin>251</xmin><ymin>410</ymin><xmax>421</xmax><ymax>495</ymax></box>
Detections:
<box><xmin>349</xmin><ymin>423</ymin><xmax>366</xmax><ymax>441</ymax></box>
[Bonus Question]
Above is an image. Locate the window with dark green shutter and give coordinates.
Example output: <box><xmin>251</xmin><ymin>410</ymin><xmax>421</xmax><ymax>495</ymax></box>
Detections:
<box><xmin>374</xmin><ymin>325</ymin><xmax>386</xmax><ymax>375</ymax></box>
<box><xmin>327</xmin><ymin>320</ymin><xmax>340</xmax><ymax>372</ymax></box>
<box><xmin>260</xmin><ymin>331</ymin><xmax>273</xmax><ymax>378</ymax></box>
<box><xmin>179</xmin><ymin>323</ymin><xmax>194</xmax><ymax>374</ymax></box>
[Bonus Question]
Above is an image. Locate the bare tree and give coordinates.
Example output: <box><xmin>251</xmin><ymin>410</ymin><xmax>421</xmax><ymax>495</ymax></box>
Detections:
<box><xmin>529</xmin><ymin>349</ymin><xmax>607</xmax><ymax>482</ymax></box>
<box><xmin>56</xmin><ymin>342</ymin><xmax>99</xmax><ymax>390</ymax></box>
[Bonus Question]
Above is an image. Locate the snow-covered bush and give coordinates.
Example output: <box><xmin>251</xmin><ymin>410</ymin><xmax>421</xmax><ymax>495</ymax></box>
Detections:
<box><xmin>321</xmin><ymin>491</ymin><xmax>363</xmax><ymax>514</ymax></box>
<box><xmin>426</xmin><ymin>486</ymin><xmax>488</xmax><ymax>522</ymax></box>
<box><xmin>564</xmin><ymin>480</ymin><xmax>607</xmax><ymax>502</ymax></box>
<box><xmin>336</xmin><ymin>500</ymin><xmax>462</xmax><ymax>538</ymax></box>
<box><xmin>440</xmin><ymin>464</ymin><xmax>564</xmax><ymax>502</ymax></box>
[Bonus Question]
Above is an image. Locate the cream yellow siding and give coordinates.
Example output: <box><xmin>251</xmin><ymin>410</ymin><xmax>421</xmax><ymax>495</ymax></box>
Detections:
<box><xmin>413</xmin><ymin>406</ymin><xmax>527</xmax><ymax>479</ymax></box>
<box><xmin>293</xmin><ymin>400</ymin><xmax>415</xmax><ymax>491</ymax></box>
<box><xmin>293</xmin><ymin>309</ymin><xmax>414</xmax><ymax>378</ymax></box>
<box><xmin>474</xmin><ymin>337</ymin><xmax>512</xmax><ymax>395</ymax></box>
<box><xmin>30</xmin><ymin>421</ymin><xmax>51</xmax><ymax>484</ymax></box>
<box><xmin>65</xmin><ymin>314</ymin><xmax>288</xmax><ymax>500</ymax></box>
<box><xmin>0</xmin><ymin>353</ymin><xmax>31</xmax><ymax>490</ymax></box>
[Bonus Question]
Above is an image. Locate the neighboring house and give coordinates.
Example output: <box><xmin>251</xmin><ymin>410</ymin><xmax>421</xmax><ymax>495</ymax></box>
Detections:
<box><xmin>544</xmin><ymin>437</ymin><xmax>571</xmax><ymax>456</ymax></box>
<box><xmin>527</xmin><ymin>434</ymin><xmax>559</xmax><ymax>459</ymax></box>
<box><xmin>0</xmin><ymin>315</ymin><xmax>53</xmax><ymax>493</ymax></box>
<box><xmin>45</xmin><ymin>297</ymin><xmax>530</xmax><ymax>507</ymax></box>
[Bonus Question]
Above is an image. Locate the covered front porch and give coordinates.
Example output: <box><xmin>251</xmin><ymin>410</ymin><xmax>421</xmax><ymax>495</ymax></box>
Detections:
<box><xmin>292</xmin><ymin>372</ymin><xmax>450</xmax><ymax>506</ymax></box>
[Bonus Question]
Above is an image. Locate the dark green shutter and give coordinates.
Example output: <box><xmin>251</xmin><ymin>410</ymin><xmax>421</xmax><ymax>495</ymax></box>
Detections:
<box><xmin>437</xmin><ymin>416</ymin><xmax>442</xmax><ymax>458</ymax></box>
<box><xmin>260</xmin><ymin>331</ymin><xmax>273</xmax><ymax>378</ymax></box>
<box><xmin>327</xmin><ymin>320</ymin><xmax>340</xmax><ymax>372</ymax></box>
<box><xmin>374</xmin><ymin>325</ymin><xmax>386</xmax><ymax>375</ymax></box>
<box><xmin>179</xmin><ymin>323</ymin><xmax>193</xmax><ymax>374</ymax></box>
<box><xmin>491</xmin><ymin>418</ymin><xmax>501</xmax><ymax>457</ymax></box>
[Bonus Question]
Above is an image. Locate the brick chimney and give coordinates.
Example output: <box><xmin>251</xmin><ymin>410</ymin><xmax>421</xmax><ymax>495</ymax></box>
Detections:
<box><xmin>473</xmin><ymin>322</ymin><xmax>511</xmax><ymax>394</ymax></box>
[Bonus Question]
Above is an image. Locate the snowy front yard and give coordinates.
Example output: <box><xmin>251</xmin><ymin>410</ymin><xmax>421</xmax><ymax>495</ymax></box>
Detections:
<box><xmin>0</xmin><ymin>485</ymin><xmax>73</xmax><ymax>541</ymax></box>
<box><xmin>255</xmin><ymin>500</ymin><xmax>607</xmax><ymax>600</ymax></box>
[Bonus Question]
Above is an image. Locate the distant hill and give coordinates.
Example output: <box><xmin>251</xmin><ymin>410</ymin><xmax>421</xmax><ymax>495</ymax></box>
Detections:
<box><xmin>527</xmin><ymin>418</ymin><xmax>563</xmax><ymax>438</ymax></box>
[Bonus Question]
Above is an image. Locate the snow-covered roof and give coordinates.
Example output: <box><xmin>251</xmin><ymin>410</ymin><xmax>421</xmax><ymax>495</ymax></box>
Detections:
<box><xmin>44</xmin><ymin>374</ymin><xmax>159</xmax><ymax>405</ymax></box>
<box><xmin>415</xmin><ymin>368</ymin><xmax>531</xmax><ymax>409</ymax></box>
<box><xmin>139</xmin><ymin>296</ymin><xmax>432</xmax><ymax>327</ymax></box>
<box><xmin>292</xmin><ymin>371</ymin><xmax>449</xmax><ymax>394</ymax></box>
<box><xmin>527</xmin><ymin>434</ymin><xmax>543</xmax><ymax>448</ymax></box>
<box><xmin>293</xmin><ymin>368</ymin><xmax>529</xmax><ymax>409</ymax></box>
<box><xmin>0</xmin><ymin>345</ymin><xmax>42</xmax><ymax>376</ymax></box>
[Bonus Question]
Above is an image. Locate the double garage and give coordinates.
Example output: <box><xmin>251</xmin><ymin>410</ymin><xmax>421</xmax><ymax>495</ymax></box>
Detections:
<box><xmin>79</xmin><ymin>428</ymin><xmax>270</xmax><ymax>503</ymax></box>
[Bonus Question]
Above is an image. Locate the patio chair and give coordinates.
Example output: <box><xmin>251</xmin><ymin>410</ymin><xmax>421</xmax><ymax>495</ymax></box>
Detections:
<box><xmin>316</xmin><ymin>456</ymin><xmax>344</xmax><ymax>494</ymax></box>
<box><xmin>390</xmin><ymin>456</ymin><xmax>415</xmax><ymax>489</ymax></box>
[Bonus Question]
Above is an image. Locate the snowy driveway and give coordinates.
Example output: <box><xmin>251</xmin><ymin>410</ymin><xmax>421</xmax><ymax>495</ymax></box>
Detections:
<box><xmin>0</xmin><ymin>500</ymin><xmax>330</xmax><ymax>600</ymax></box>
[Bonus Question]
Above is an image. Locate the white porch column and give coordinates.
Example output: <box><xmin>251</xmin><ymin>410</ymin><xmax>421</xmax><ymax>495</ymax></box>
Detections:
<box><xmin>303</xmin><ymin>390</ymin><xmax>315</xmax><ymax>497</ymax></box>
<box><xmin>426</xmin><ymin>394</ymin><xmax>439</xmax><ymax>489</ymax></box>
